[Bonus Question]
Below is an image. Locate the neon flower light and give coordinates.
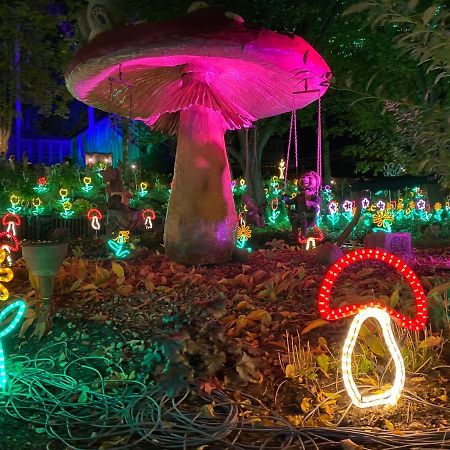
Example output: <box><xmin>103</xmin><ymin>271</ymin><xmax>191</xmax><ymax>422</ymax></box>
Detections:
<box><xmin>141</xmin><ymin>209</ymin><xmax>156</xmax><ymax>229</ymax></box>
<box><xmin>239</xmin><ymin>178</ymin><xmax>246</xmax><ymax>191</ymax></box>
<box><xmin>362</xmin><ymin>198</ymin><xmax>370</xmax><ymax>209</ymax></box>
<box><xmin>0</xmin><ymin>250</ymin><xmax>13</xmax><ymax>301</ymax></box>
<box><xmin>318</xmin><ymin>249</ymin><xmax>428</xmax><ymax>408</ymax></box>
<box><xmin>82</xmin><ymin>177</ymin><xmax>93</xmax><ymax>193</ymax></box>
<box><xmin>328</xmin><ymin>201</ymin><xmax>338</xmax><ymax>214</ymax></box>
<box><xmin>7</xmin><ymin>195</ymin><xmax>21</xmax><ymax>214</ymax></box>
<box><xmin>107</xmin><ymin>231</ymin><xmax>131</xmax><ymax>258</ymax></box>
<box><xmin>376</xmin><ymin>200</ymin><xmax>385</xmax><ymax>211</ymax></box>
<box><xmin>416</xmin><ymin>199</ymin><xmax>425</xmax><ymax>210</ymax></box>
<box><xmin>0</xmin><ymin>300</ymin><xmax>26</xmax><ymax>390</ymax></box>
<box><xmin>2</xmin><ymin>214</ymin><xmax>20</xmax><ymax>237</ymax></box>
<box><xmin>373</xmin><ymin>210</ymin><xmax>394</xmax><ymax>232</ymax></box>
<box><xmin>33</xmin><ymin>177</ymin><xmax>49</xmax><ymax>194</ymax></box>
<box><xmin>269</xmin><ymin>198</ymin><xmax>280</xmax><ymax>224</ymax></box>
<box><xmin>60</xmin><ymin>201</ymin><xmax>75</xmax><ymax>219</ymax></box>
<box><xmin>298</xmin><ymin>226</ymin><xmax>324</xmax><ymax>250</ymax></box>
<box><xmin>87</xmin><ymin>209</ymin><xmax>103</xmax><ymax>231</ymax></box>
<box><xmin>32</xmin><ymin>198</ymin><xmax>44</xmax><ymax>216</ymax></box>
<box><xmin>138</xmin><ymin>182</ymin><xmax>149</xmax><ymax>198</ymax></box>
<box><xmin>342</xmin><ymin>200</ymin><xmax>353</xmax><ymax>213</ymax></box>
<box><xmin>59</xmin><ymin>188</ymin><xmax>70</xmax><ymax>204</ymax></box>
<box><xmin>236</xmin><ymin>216</ymin><xmax>252</xmax><ymax>251</ymax></box>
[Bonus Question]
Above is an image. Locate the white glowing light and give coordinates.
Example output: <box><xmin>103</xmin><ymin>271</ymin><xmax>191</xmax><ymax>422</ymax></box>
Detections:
<box><xmin>342</xmin><ymin>306</ymin><xmax>405</xmax><ymax>408</ymax></box>
<box><xmin>305</xmin><ymin>237</ymin><xmax>316</xmax><ymax>250</ymax></box>
<box><xmin>91</xmin><ymin>217</ymin><xmax>100</xmax><ymax>231</ymax></box>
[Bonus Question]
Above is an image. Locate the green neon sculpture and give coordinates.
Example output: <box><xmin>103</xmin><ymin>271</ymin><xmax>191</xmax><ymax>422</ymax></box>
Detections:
<box><xmin>0</xmin><ymin>300</ymin><xmax>26</xmax><ymax>390</ymax></box>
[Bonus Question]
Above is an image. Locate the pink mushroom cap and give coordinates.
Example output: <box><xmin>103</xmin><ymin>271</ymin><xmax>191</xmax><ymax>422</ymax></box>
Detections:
<box><xmin>65</xmin><ymin>7</ymin><xmax>331</xmax><ymax>133</ymax></box>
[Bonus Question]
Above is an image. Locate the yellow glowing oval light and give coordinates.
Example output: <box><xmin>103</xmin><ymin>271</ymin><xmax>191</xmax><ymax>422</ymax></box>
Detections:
<box><xmin>342</xmin><ymin>306</ymin><xmax>405</xmax><ymax>408</ymax></box>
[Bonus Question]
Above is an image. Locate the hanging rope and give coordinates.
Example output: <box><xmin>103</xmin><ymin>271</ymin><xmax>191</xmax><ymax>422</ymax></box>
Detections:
<box><xmin>284</xmin><ymin>110</ymin><xmax>295</xmax><ymax>190</ymax></box>
<box><xmin>244</xmin><ymin>128</ymin><xmax>249</xmax><ymax>184</ymax></box>
<box><xmin>293</xmin><ymin>110</ymin><xmax>298</xmax><ymax>177</ymax></box>
<box><xmin>316</xmin><ymin>95</ymin><xmax>323</xmax><ymax>187</ymax></box>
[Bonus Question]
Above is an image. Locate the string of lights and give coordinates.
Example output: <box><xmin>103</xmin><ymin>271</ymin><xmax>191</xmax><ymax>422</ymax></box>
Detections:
<box><xmin>2</xmin><ymin>342</ymin><xmax>450</xmax><ymax>450</ymax></box>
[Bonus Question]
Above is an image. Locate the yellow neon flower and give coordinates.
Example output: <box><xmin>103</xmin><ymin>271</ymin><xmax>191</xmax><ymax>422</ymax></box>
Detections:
<box><xmin>115</xmin><ymin>230</ymin><xmax>130</xmax><ymax>243</ymax></box>
<box><xmin>409</xmin><ymin>201</ymin><xmax>415</xmax><ymax>209</ymax></box>
<box><xmin>83</xmin><ymin>177</ymin><xmax>92</xmax><ymax>184</ymax></box>
<box><xmin>434</xmin><ymin>202</ymin><xmax>442</xmax><ymax>211</ymax></box>
<box><xmin>237</xmin><ymin>224</ymin><xmax>252</xmax><ymax>240</ymax></box>
<box><xmin>62</xmin><ymin>201</ymin><xmax>72</xmax><ymax>211</ymax></box>
<box><xmin>32</xmin><ymin>198</ymin><xmax>42</xmax><ymax>207</ymax></box>
<box><xmin>373</xmin><ymin>210</ymin><xmax>394</xmax><ymax>228</ymax></box>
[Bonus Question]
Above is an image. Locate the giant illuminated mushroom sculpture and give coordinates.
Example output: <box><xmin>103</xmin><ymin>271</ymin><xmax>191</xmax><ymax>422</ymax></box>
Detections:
<box><xmin>65</xmin><ymin>5</ymin><xmax>330</xmax><ymax>264</ymax></box>
<box><xmin>318</xmin><ymin>248</ymin><xmax>428</xmax><ymax>408</ymax></box>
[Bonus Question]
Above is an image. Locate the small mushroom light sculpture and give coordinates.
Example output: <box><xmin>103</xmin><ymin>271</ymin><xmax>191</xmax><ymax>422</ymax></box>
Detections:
<box><xmin>318</xmin><ymin>248</ymin><xmax>428</xmax><ymax>408</ymax></box>
<box><xmin>298</xmin><ymin>226</ymin><xmax>324</xmax><ymax>250</ymax></box>
<box><xmin>87</xmin><ymin>208</ymin><xmax>103</xmax><ymax>231</ymax></box>
<box><xmin>141</xmin><ymin>209</ymin><xmax>156</xmax><ymax>229</ymax></box>
<box><xmin>2</xmin><ymin>213</ymin><xmax>20</xmax><ymax>237</ymax></box>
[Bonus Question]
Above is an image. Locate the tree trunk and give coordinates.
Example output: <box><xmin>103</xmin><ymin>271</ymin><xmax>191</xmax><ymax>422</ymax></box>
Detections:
<box><xmin>164</xmin><ymin>106</ymin><xmax>237</xmax><ymax>265</ymax></box>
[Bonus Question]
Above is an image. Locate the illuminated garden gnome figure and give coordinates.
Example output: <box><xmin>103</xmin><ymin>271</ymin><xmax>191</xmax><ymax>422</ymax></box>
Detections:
<box><xmin>318</xmin><ymin>249</ymin><xmax>428</xmax><ymax>408</ymax></box>
<box><xmin>66</xmin><ymin>3</ymin><xmax>330</xmax><ymax>264</ymax></box>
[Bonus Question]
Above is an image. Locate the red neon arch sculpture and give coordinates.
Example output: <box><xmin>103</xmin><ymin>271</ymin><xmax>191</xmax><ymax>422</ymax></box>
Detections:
<box><xmin>318</xmin><ymin>248</ymin><xmax>427</xmax><ymax>331</ymax></box>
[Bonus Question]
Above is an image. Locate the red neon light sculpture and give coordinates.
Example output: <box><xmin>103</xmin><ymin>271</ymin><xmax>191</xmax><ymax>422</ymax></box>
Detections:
<box><xmin>0</xmin><ymin>232</ymin><xmax>19</xmax><ymax>253</ymax></box>
<box><xmin>298</xmin><ymin>226</ymin><xmax>324</xmax><ymax>244</ymax></box>
<box><xmin>318</xmin><ymin>248</ymin><xmax>427</xmax><ymax>331</ymax></box>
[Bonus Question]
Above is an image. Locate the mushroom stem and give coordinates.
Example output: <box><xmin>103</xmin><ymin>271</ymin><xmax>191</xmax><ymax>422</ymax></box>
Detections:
<box><xmin>164</xmin><ymin>106</ymin><xmax>237</xmax><ymax>264</ymax></box>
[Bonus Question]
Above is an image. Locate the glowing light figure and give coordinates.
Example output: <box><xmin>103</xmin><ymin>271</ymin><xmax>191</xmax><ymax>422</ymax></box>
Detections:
<box><xmin>278</xmin><ymin>159</ymin><xmax>285</xmax><ymax>179</ymax></box>
<box><xmin>33</xmin><ymin>177</ymin><xmax>49</xmax><ymax>194</ymax></box>
<box><xmin>397</xmin><ymin>198</ymin><xmax>404</xmax><ymax>211</ymax></box>
<box><xmin>376</xmin><ymin>200</ymin><xmax>385</xmax><ymax>211</ymax></box>
<box><xmin>0</xmin><ymin>300</ymin><xmax>26</xmax><ymax>390</ymax></box>
<box><xmin>32</xmin><ymin>198</ymin><xmax>44</xmax><ymax>216</ymax></box>
<box><xmin>7</xmin><ymin>195</ymin><xmax>21</xmax><ymax>215</ymax></box>
<box><xmin>2</xmin><ymin>214</ymin><xmax>20</xmax><ymax>237</ymax></box>
<box><xmin>231</xmin><ymin>180</ymin><xmax>237</xmax><ymax>193</ymax></box>
<box><xmin>58</xmin><ymin>188</ymin><xmax>70</xmax><ymax>205</ymax></box>
<box><xmin>318</xmin><ymin>249</ymin><xmax>428</xmax><ymax>408</ymax></box>
<box><xmin>298</xmin><ymin>226</ymin><xmax>324</xmax><ymax>250</ymax></box>
<box><xmin>0</xmin><ymin>232</ymin><xmax>19</xmax><ymax>254</ymax></box>
<box><xmin>268</xmin><ymin>198</ymin><xmax>280</xmax><ymax>224</ymax></box>
<box><xmin>60</xmin><ymin>201</ymin><xmax>75</xmax><ymax>219</ymax></box>
<box><xmin>141</xmin><ymin>209</ymin><xmax>156</xmax><ymax>229</ymax></box>
<box><xmin>87</xmin><ymin>209</ymin><xmax>103</xmax><ymax>231</ymax></box>
<box><xmin>0</xmin><ymin>250</ymin><xmax>13</xmax><ymax>301</ymax></box>
<box><xmin>81</xmin><ymin>177</ymin><xmax>93</xmax><ymax>193</ymax></box>
<box><xmin>107</xmin><ymin>231</ymin><xmax>131</xmax><ymax>258</ymax></box>
<box><xmin>138</xmin><ymin>182</ymin><xmax>149</xmax><ymax>198</ymax></box>
<box><xmin>239</xmin><ymin>178</ymin><xmax>246</xmax><ymax>192</ymax></box>
<box><xmin>373</xmin><ymin>210</ymin><xmax>394</xmax><ymax>232</ymax></box>
<box><xmin>362</xmin><ymin>198</ymin><xmax>370</xmax><ymax>209</ymax></box>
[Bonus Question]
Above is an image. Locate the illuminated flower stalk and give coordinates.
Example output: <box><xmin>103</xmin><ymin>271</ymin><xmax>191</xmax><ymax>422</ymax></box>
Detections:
<box><xmin>434</xmin><ymin>202</ymin><xmax>443</xmax><ymax>221</ymax></box>
<box><xmin>236</xmin><ymin>216</ymin><xmax>252</xmax><ymax>251</ymax></box>
<box><xmin>33</xmin><ymin>177</ymin><xmax>49</xmax><ymax>194</ymax></box>
<box><xmin>318</xmin><ymin>249</ymin><xmax>428</xmax><ymax>408</ymax></box>
<box><xmin>60</xmin><ymin>201</ymin><xmax>75</xmax><ymax>219</ymax></box>
<box><xmin>81</xmin><ymin>177</ymin><xmax>93</xmax><ymax>193</ymax></box>
<box><xmin>269</xmin><ymin>198</ymin><xmax>280</xmax><ymax>224</ymax></box>
<box><xmin>32</xmin><ymin>198</ymin><xmax>44</xmax><ymax>216</ymax></box>
<box><xmin>107</xmin><ymin>231</ymin><xmax>131</xmax><ymax>258</ymax></box>
<box><xmin>58</xmin><ymin>188</ymin><xmax>70</xmax><ymax>204</ymax></box>
<box><xmin>138</xmin><ymin>182</ymin><xmax>149</xmax><ymax>198</ymax></box>
<box><xmin>141</xmin><ymin>209</ymin><xmax>156</xmax><ymax>229</ymax></box>
<box><xmin>87</xmin><ymin>209</ymin><xmax>102</xmax><ymax>231</ymax></box>
<box><xmin>7</xmin><ymin>195</ymin><xmax>21</xmax><ymax>214</ymax></box>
